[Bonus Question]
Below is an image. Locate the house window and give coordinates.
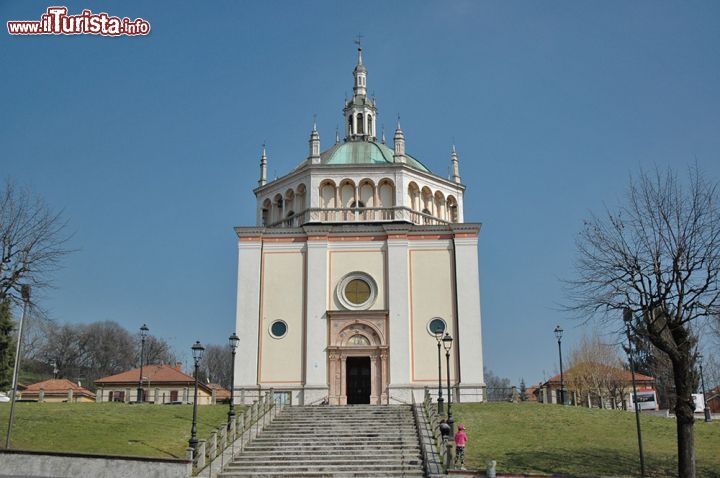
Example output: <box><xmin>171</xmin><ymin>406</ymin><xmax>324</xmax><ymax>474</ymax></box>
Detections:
<box><xmin>110</xmin><ymin>391</ymin><xmax>125</xmax><ymax>402</ymax></box>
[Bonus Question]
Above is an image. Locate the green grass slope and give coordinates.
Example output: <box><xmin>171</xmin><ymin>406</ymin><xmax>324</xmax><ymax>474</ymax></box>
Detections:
<box><xmin>453</xmin><ymin>402</ymin><xmax>720</xmax><ymax>477</ymax></box>
<box><xmin>0</xmin><ymin>402</ymin><xmax>236</xmax><ymax>459</ymax></box>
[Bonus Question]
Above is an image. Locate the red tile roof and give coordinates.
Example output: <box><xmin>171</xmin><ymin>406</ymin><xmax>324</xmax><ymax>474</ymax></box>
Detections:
<box><xmin>95</xmin><ymin>364</ymin><xmax>213</xmax><ymax>394</ymax></box>
<box><xmin>543</xmin><ymin>365</ymin><xmax>655</xmax><ymax>386</ymax></box>
<box><xmin>23</xmin><ymin>379</ymin><xmax>95</xmax><ymax>398</ymax></box>
<box><xmin>95</xmin><ymin>364</ymin><xmax>194</xmax><ymax>384</ymax></box>
<box><xmin>207</xmin><ymin>383</ymin><xmax>231</xmax><ymax>401</ymax></box>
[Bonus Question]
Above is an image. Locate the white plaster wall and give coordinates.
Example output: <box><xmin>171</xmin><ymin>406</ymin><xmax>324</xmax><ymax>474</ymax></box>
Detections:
<box><xmin>328</xmin><ymin>249</ymin><xmax>386</xmax><ymax>311</ymax></box>
<box><xmin>235</xmin><ymin>240</ymin><xmax>262</xmax><ymax>388</ymax></box>
<box><xmin>454</xmin><ymin>235</ymin><xmax>484</xmax><ymax>386</ymax></box>
<box><xmin>409</xmin><ymin>247</ymin><xmax>457</xmax><ymax>384</ymax></box>
<box><xmin>259</xmin><ymin>250</ymin><xmax>305</xmax><ymax>384</ymax></box>
<box><xmin>304</xmin><ymin>234</ymin><xmax>329</xmax><ymax>401</ymax></box>
<box><xmin>386</xmin><ymin>233</ymin><xmax>411</xmax><ymax>398</ymax></box>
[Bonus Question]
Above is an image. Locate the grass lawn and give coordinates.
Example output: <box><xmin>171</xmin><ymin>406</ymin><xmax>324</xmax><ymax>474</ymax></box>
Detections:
<box><xmin>0</xmin><ymin>402</ymin><xmax>240</xmax><ymax>459</ymax></box>
<box><xmin>453</xmin><ymin>402</ymin><xmax>720</xmax><ymax>477</ymax></box>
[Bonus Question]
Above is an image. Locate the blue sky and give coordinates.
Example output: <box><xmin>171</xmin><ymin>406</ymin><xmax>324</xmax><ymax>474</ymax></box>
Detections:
<box><xmin>2</xmin><ymin>1</ymin><xmax>719</xmax><ymax>383</ymax></box>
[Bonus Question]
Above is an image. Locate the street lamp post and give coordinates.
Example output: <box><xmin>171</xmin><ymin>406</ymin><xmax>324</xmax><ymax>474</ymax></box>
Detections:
<box><xmin>442</xmin><ymin>332</ymin><xmax>454</xmax><ymax>469</ymax></box>
<box><xmin>698</xmin><ymin>354</ymin><xmax>712</xmax><ymax>423</ymax></box>
<box><xmin>433</xmin><ymin>320</ymin><xmax>445</xmax><ymax>415</ymax></box>
<box><xmin>623</xmin><ymin>308</ymin><xmax>645</xmax><ymax>477</ymax></box>
<box><xmin>554</xmin><ymin>325</ymin><xmax>565</xmax><ymax>405</ymax></box>
<box><xmin>228</xmin><ymin>333</ymin><xmax>240</xmax><ymax>427</ymax></box>
<box><xmin>137</xmin><ymin>324</ymin><xmax>149</xmax><ymax>403</ymax></box>
<box><xmin>5</xmin><ymin>284</ymin><xmax>31</xmax><ymax>449</ymax></box>
<box><xmin>189</xmin><ymin>341</ymin><xmax>205</xmax><ymax>451</ymax></box>
<box><xmin>442</xmin><ymin>333</ymin><xmax>455</xmax><ymax>433</ymax></box>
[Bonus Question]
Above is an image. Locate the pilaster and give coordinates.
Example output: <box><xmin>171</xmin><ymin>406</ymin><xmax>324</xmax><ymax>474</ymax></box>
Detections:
<box><xmin>235</xmin><ymin>236</ymin><xmax>263</xmax><ymax>390</ymax></box>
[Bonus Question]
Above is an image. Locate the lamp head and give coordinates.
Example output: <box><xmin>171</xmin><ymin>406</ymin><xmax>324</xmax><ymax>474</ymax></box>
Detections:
<box><xmin>554</xmin><ymin>325</ymin><xmax>563</xmax><ymax>341</ymax></box>
<box><xmin>191</xmin><ymin>341</ymin><xmax>205</xmax><ymax>362</ymax></box>
<box><xmin>229</xmin><ymin>332</ymin><xmax>240</xmax><ymax>350</ymax></box>
<box><xmin>21</xmin><ymin>284</ymin><xmax>31</xmax><ymax>301</ymax></box>
<box><xmin>442</xmin><ymin>332</ymin><xmax>453</xmax><ymax>351</ymax></box>
<box><xmin>140</xmin><ymin>324</ymin><xmax>149</xmax><ymax>337</ymax></box>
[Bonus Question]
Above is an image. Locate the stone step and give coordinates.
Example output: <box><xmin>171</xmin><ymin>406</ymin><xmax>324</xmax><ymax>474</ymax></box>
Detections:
<box><xmin>222</xmin><ymin>464</ymin><xmax>423</xmax><ymax>473</ymax></box>
<box><xmin>229</xmin><ymin>457</ymin><xmax>422</xmax><ymax>466</ymax></box>
<box><xmin>247</xmin><ymin>439</ymin><xmax>420</xmax><ymax>446</ymax></box>
<box><xmin>265</xmin><ymin>422</ymin><xmax>412</xmax><ymax>428</ymax></box>
<box><xmin>219</xmin><ymin>472</ymin><xmax>424</xmax><ymax>478</ymax></box>
<box><xmin>234</xmin><ymin>452</ymin><xmax>421</xmax><ymax>460</ymax></box>
<box><xmin>243</xmin><ymin>444</ymin><xmax>421</xmax><ymax>453</ymax></box>
<box><xmin>221</xmin><ymin>404</ymin><xmax>423</xmax><ymax>478</ymax></box>
<box><xmin>256</xmin><ymin>430</ymin><xmax>417</xmax><ymax>436</ymax></box>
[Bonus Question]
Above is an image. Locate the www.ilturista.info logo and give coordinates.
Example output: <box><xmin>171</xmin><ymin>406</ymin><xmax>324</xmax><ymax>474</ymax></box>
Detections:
<box><xmin>7</xmin><ymin>7</ymin><xmax>150</xmax><ymax>36</ymax></box>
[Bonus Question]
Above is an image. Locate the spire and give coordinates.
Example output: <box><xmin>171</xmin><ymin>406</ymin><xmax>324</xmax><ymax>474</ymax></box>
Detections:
<box><xmin>393</xmin><ymin>116</ymin><xmax>406</xmax><ymax>163</ymax></box>
<box><xmin>308</xmin><ymin>115</ymin><xmax>321</xmax><ymax>164</ymax></box>
<box><xmin>344</xmin><ymin>40</ymin><xmax>377</xmax><ymax>141</ymax></box>
<box><xmin>258</xmin><ymin>143</ymin><xmax>267</xmax><ymax>187</ymax></box>
<box><xmin>450</xmin><ymin>144</ymin><xmax>461</xmax><ymax>184</ymax></box>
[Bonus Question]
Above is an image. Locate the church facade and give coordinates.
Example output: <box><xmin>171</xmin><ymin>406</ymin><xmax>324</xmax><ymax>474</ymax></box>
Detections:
<box><xmin>233</xmin><ymin>48</ymin><xmax>485</xmax><ymax>405</ymax></box>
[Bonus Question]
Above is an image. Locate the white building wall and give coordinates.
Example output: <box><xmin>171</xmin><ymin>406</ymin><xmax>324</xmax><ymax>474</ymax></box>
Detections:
<box><xmin>454</xmin><ymin>234</ymin><xmax>484</xmax><ymax>402</ymax></box>
<box><xmin>386</xmin><ymin>229</ymin><xmax>412</xmax><ymax>403</ymax></box>
<box><xmin>304</xmin><ymin>229</ymin><xmax>330</xmax><ymax>404</ymax></box>
<box><xmin>234</xmin><ymin>239</ymin><xmax>263</xmax><ymax>402</ymax></box>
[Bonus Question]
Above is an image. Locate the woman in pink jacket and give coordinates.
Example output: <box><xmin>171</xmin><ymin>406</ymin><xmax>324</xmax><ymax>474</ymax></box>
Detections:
<box><xmin>454</xmin><ymin>424</ymin><xmax>468</xmax><ymax>469</ymax></box>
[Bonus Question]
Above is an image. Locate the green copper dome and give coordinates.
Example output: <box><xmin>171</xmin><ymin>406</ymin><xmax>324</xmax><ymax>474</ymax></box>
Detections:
<box><xmin>318</xmin><ymin>141</ymin><xmax>431</xmax><ymax>173</ymax></box>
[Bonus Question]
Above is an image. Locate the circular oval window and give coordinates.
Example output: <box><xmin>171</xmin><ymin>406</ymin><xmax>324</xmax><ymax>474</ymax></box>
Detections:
<box><xmin>427</xmin><ymin>317</ymin><xmax>447</xmax><ymax>337</ymax></box>
<box><xmin>269</xmin><ymin>320</ymin><xmax>288</xmax><ymax>339</ymax></box>
<box><xmin>345</xmin><ymin>279</ymin><xmax>371</xmax><ymax>305</ymax></box>
<box><xmin>337</xmin><ymin>272</ymin><xmax>378</xmax><ymax>310</ymax></box>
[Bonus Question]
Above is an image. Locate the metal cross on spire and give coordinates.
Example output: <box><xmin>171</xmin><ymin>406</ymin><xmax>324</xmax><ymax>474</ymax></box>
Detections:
<box><xmin>354</xmin><ymin>33</ymin><xmax>363</xmax><ymax>48</ymax></box>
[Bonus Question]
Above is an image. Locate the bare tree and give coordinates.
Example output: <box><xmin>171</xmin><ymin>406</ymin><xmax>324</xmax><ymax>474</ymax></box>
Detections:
<box><xmin>199</xmin><ymin>345</ymin><xmax>231</xmax><ymax>389</ymax></box>
<box><xmin>566</xmin><ymin>332</ymin><xmax>625</xmax><ymax>408</ymax></box>
<box><xmin>568</xmin><ymin>166</ymin><xmax>720</xmax><ymax>478</ymax></box>
<box><xmin>40</xmin><ymin>322</ymin><xmax>87</xmax><ymax>379</ymax></box>
<box><xmin>0</xmin><ymin>179</ymin><xmax>72</xmax><ymax>305</ymax></box>
<box><xmin>138</xmin><ymin>335</ymin><xmax>176</xmax><ymax>366</ymax></box>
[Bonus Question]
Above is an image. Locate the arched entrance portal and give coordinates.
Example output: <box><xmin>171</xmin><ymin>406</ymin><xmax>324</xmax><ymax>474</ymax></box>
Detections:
<box><xmin>327</xmin><ymin>311</ymin><xmax>389</xmax><ymax>405</ymax></box>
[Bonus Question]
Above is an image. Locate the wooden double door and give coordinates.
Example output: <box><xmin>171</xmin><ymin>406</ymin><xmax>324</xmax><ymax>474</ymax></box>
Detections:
<box><xmin>346</xmin><ymin>356</ymin><xmax>371</xmax><ymax>404</ymax></box>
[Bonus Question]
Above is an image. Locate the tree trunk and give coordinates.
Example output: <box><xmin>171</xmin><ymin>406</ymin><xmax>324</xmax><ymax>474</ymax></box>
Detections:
<box><xmin>673</xmin><ymin>358</ymin><xmax>696</xmax><ymax>478</ymax></box>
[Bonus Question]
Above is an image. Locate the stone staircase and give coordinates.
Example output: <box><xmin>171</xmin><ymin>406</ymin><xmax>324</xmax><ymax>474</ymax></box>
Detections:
<box><xmin>218</xmin><ymin>404</ymin><xmax>425</xmax><ymax>478</ymax></box>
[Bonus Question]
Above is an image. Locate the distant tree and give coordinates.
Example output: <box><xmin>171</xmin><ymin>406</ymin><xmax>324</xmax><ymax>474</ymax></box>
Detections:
<box><xmin>566</xmin><ymin>332</ymin><xmax>625</xmax><ymax>408</ymax></box>
<box><xmin>0</xmin><ymin>179</ymin><xmax>71</xmax><ymax>305</ymax></box>
<box><xmin>138</xmin><ymin>335</ymin><xmax>176</xmax><ymax>366</ymax></box>
<box><xmin>0</xmin><ymin>299</ymin><xmax>15</xmax><ymax>389</ymax></box>
<box><xmin>519</xmin><ymin>378</ymin><xmax>528</xmax><ymax>401</ymax></box>
<box><xmin>199</xmin><ymin>345</ymin><xmax>231</xmax><ymax>389</ymax></box>
<box><xmin>39</xmin><ymin>322</ymin><xmax>86</xmax><ymax>380</ymax></box>
<box><xmin>82</xmin><ymin>321</ymin><xmax>135</xmax><ymax>376</ymax></box>
<box><xmin>627</xmin><ymin>333</ymin><xmax>676</xmax><ymax>409</ymax></box>
<box><xmin>567</xmin><ymin>166</ymin><xmax>720</xmax><ymax>478</ymax></box>
<box><xmin>484</xmin><ymin>367</ymin><xmax>512</xmax><ymax>401</ymax></box>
